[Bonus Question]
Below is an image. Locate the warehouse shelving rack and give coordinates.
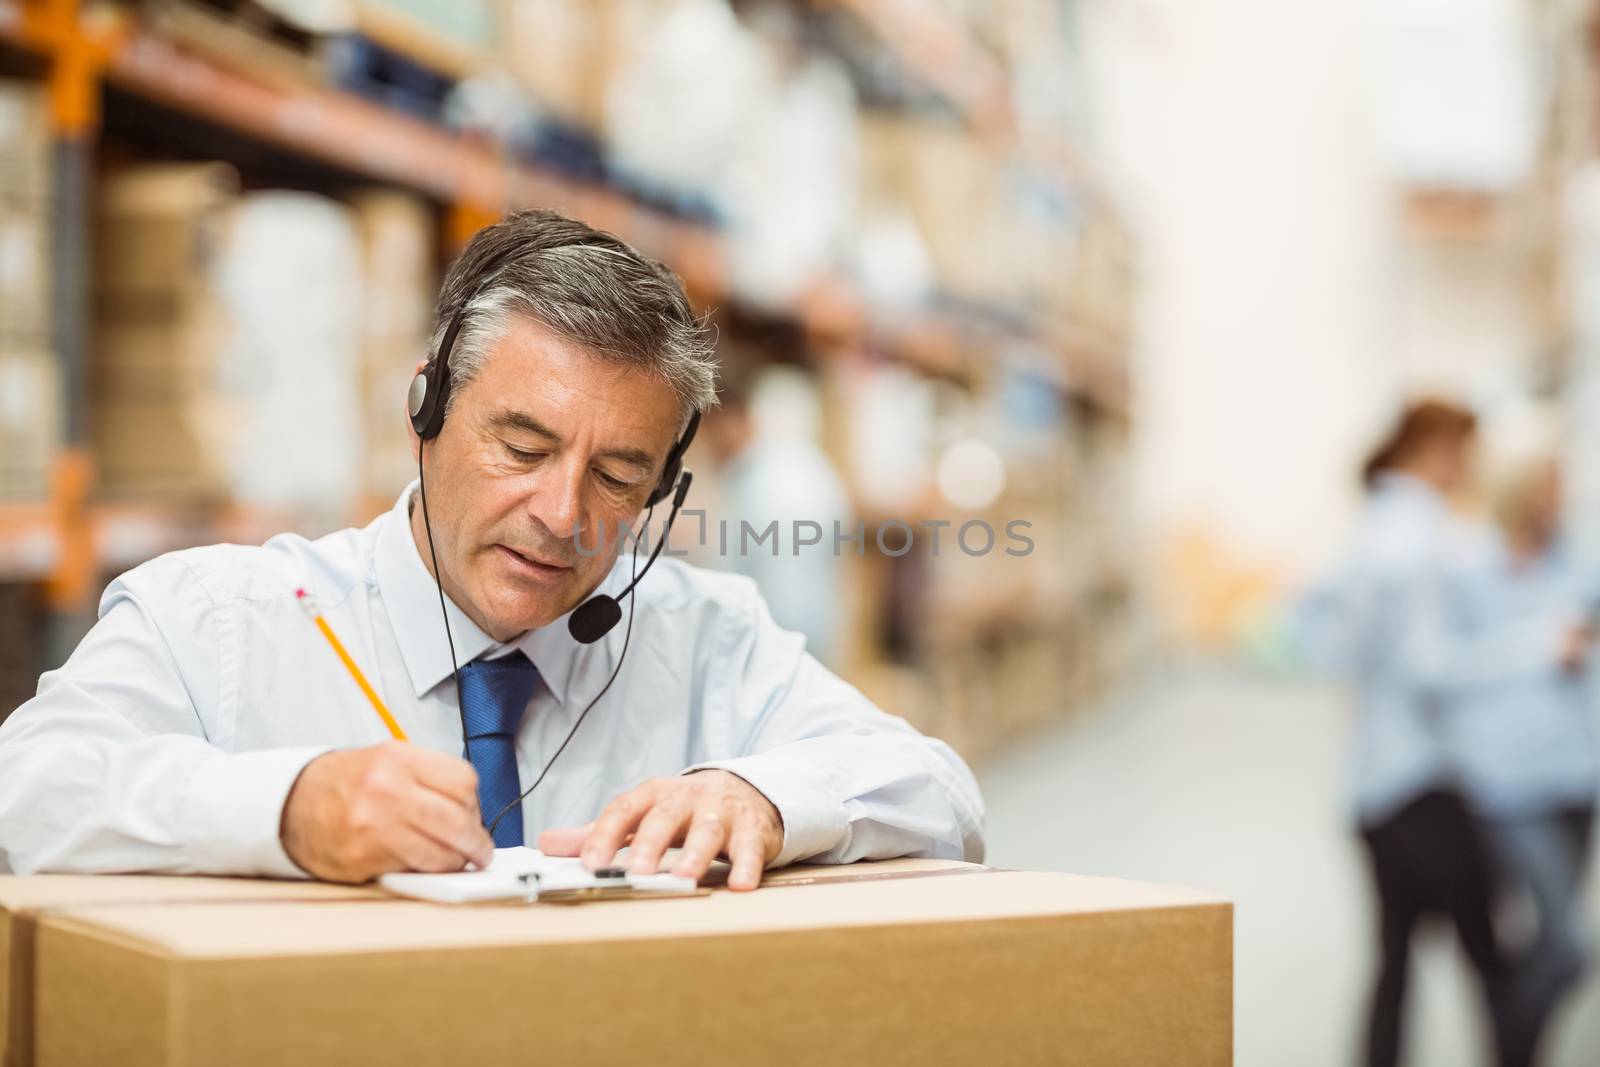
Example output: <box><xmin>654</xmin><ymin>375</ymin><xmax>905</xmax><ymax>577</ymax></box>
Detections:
<box><xmin>0</xmin><ymin>1</ymin><xmax>1135</xmax><ymax>731</ymax></box>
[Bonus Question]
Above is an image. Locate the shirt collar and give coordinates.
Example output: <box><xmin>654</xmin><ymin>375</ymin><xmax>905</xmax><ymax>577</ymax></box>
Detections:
<box><xmin>1372</xmin><ymin>471</ymin><xmax>1445</xmax><ymax>512</ymax></box>
<box><xmin>373</xmin><ymin>482</ymin><xmax>632</xmax><ymax>706</ymax></box>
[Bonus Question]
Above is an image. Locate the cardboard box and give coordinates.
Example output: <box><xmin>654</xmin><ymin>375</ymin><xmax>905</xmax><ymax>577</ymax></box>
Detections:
<box><xmin>90</xmin><ymin>403</ymin><xmax>234</xmax><ymax>503</ymax></box>
<box><xmin>27</xmin><ymin>863</ymin><xmax>1231</xmax><ymax>1066</ymax></box>
<box><xmin>96</xmin><ymin>164</ymin><xmax>237</xmax><ymax>296</ymax></box>
<box><xmin>0</xmin><ymin>875</ymin><xmax>384</xmax><ymax>1067</ymax></box>
<box><xmin>495</xmin><ymin>0</ymin><xmax>605</xmax><ymax>127</ymax></box>
<box><xmin>0</xmin><ymin>205</ymin><xmax>50</xmax><ymax>342</ymax></box>
<box><xmin>2</xmin><ymin>860</ymin><xmax>938</xmax><ymax>1067</ymax></box>
<box><xmin>0</xmin><ymin>81</ymin><xmax>48</xmax><ymax>197</ymax></box>
<box><xmin>495</xmin><ymin>0</ymin><xmax>669</xmax><ymax>131</ymax></box>
<box><xmin>350</xmin><ymin>190</ymin><xmax>435</xmax><ymax>503</ymax></box>
<box><xmin>0</xmin><ymin>351</ymin><xmax>60</xmax><ymax>501</ymax></box>
<box><xmin>858</xmin><ymin>113</ymin><xmax>1013</xmax><ymax>306</ymax></box>
<box><xmin>92</xmin><ymin>164</ymin><xmax>238</xmax><ymax>502</ymax></box>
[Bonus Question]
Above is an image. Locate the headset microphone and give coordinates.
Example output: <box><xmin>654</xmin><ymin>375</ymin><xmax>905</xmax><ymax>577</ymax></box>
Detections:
<box><xmin>568</xmin><ymin>470</ymin><xmax>693</xmax><ymax>644</ymax></box>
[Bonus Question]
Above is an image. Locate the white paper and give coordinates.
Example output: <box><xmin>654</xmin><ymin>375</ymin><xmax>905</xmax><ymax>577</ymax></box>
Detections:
<box><xmin>378</xmin><ymin>847</ymin><xmax>698</xmax><ymax>904</ymax></box>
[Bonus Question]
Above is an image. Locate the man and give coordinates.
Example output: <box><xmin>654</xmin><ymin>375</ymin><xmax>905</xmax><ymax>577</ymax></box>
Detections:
<box><xmin>0</xmin><ymin>211</ymin><xmax>984</xmax><ymax>891</ymax></box>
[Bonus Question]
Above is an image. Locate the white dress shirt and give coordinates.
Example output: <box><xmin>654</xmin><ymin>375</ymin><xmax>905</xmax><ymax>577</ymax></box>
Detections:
<box><xmin>0</xmin><ymin>485</ymin><xmax>985</xmax><ymax>877</ymax></box>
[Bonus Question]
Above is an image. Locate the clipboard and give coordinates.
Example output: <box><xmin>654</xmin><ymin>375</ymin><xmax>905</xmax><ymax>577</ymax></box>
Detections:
<box><xmin>378</xmin><ymin>847</ymin><xmax>705</xmax><ymax>904</ymax></box>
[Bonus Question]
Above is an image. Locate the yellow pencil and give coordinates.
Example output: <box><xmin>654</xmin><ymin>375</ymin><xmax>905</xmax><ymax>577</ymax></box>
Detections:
<box><xmin>296</xmin><ymin>588</ymin><xmax>408</xmax><ymax>741</ymax></box>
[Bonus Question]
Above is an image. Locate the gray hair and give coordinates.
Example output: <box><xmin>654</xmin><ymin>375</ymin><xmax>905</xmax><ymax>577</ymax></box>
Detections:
<box><xmin>428</xmin><ymin>211</ymin><xmax>718</xmax><ymax>423</ymax></box>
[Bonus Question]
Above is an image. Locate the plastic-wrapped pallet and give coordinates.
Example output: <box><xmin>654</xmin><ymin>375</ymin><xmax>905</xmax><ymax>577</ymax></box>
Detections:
<box><xmin>603</xmin><ymin>0</ymin><xmax>765</xmax><ymax>201</ymax></box>
<box><xmin>214</xmin><ymin>191</ymin><xmax>363</xmax><ymax>522</ymax></box>
<box><xmin>716</xmin><ymin>49</ymin><xmax>860</xmax><ymax>312</ymax></box>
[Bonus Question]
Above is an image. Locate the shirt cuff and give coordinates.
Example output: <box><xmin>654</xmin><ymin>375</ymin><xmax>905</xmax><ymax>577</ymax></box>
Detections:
<box><xmin>179</xmin><ymin>746</ymin><xmax>330</xmax><ymax>878</ymax></box>
<box><xmin>683</xmin><ymin>753</ymin><xmax>849</xmax><ymax>868</ymax></box>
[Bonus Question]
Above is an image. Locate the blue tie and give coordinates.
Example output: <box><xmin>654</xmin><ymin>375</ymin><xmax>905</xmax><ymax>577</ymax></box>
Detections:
<box><xmin>458</xmin><ymin>655</ymin><xmax>539</xmax><ymax>848</ymax></box>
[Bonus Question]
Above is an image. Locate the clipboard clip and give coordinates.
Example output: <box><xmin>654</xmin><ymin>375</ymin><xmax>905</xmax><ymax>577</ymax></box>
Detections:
<box><xmin>517</xmin><ymin>866</ymin><xmax>706</xmax><ymax>904</ymax></box>
<box><xmin>519</xmin><ymin>866</ymin><xmax>638</xmax><ymax>904</ymax></box>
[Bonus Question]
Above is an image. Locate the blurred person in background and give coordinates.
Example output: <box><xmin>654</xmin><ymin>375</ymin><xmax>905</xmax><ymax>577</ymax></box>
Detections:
<box><xmin>1294</xmin><ymin>400</ymin><xmax>1524</xmax><ymax>1067</ymax></box>
<box><xmin>1446</xmin><ymin>411</ymin><xmax>1599</xmax><ymax>1064</ymax></box>
<box><xmin>701</xmin><ymin>367</ymin><xmax>852</xmax><ymax>669</ymax></box>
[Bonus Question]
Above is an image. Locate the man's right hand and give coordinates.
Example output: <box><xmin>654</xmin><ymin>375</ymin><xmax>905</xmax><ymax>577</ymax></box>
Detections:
<box><xmin>279</xmin><ymin>741</ymin><xmax>494</xmax><ymax>883</ymax></box>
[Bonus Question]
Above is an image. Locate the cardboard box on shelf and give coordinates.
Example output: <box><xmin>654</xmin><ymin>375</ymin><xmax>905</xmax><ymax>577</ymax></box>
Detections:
<box><xmin>858</xmin><ymin>113</ymin><xmax>1015</xmax><ymax>307</ymax></box>
<box><xmin>350</xmin><ymin>190</ymin><xmax>435</xmax><ymax>503</ymax></box>
<box><xmin>92</xmin><ymin>164</ymin><xmax>239</xmax><ymax>502</ymax></box>
<box><xmin>96</xmin><ymin>164</ymin><xmax>237</xmax><ymax>292</ymax></box>
<box><xmin>143</xmin><ymin>0</ymin><xmax>323</xmax><ymax>92</ymax></box>
<box><xmin>91</xmin><ymin>403</ymin><xmax>233</xmax><ymax>502</ymax></box>
<box><xmin>495</xmin><ymin>0</ymin><xmax>669</xmax><ymax>132</ymax></box>
<box><xmin>353</xmin><ymin>0</ymin><xmax>495</xmax><ymax>77</ymax></box>
<box><xmin>0</xmin><ymin>80</ymin><xmax>48</xmax><ymax>197</ymax></box>
<box><xmin>91</xmin><ymin>316</ymin><xmax>231</xmax><ymax>499</ymax></box>
<box><xmin>1061</xmin><ymin>213</ymin><xmax>1135</xmax><ymax>344</ymax></box>
<box><xmin>0</xmin><ymin>350</ymin><xmax>60</xmax><ymax>501</ymax></box>
<box><xmin>89</xmin><ymin>335</ymin><xmax>221</xmax><ymax>407</ymax></box>
<box><xmin>495</xmin><ymin>0</ymin><xmax>606</xmax><ymax>127</ymax></box>
<box><xmin>0</xmin><ymin>204</ymin><xmax>50</xmax><ymax>342</ymax></box>
<box><xmin>26</xmin><ymin>863</ymin><xmax>1231</xmax><ymax>1066</ymax></box>
<box><xmin>0</xmin><ymin>874</ymin><xmax>386</xmax><ymax>1067</ymax></box>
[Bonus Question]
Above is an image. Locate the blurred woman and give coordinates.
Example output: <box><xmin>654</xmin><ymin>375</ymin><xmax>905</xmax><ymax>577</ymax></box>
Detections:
<box><xmin>1448</xmin><ymin>421</ymin><xmax>1598</xmax><ymax>1064</ymax></box>
<box><xmin>1295</xmin><ymin>400</ymin><xmax>1520</xmax><ymax>1067</ymax></box>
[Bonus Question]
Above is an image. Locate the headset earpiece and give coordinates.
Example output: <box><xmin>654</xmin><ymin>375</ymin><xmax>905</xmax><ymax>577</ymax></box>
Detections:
<box><xmin>409</xmin><ymin>313</ymin><xmax>463</xmax><ymax>441</ymax></box>
<box><xmin>647</xmin><ymin>409</ymin><xmax>700</xmax><ymax>507</ymax></box>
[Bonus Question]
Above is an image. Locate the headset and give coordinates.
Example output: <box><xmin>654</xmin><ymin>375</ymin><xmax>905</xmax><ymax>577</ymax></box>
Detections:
<box><xmin>407</xmin><ymin>238</ymin><xmax>702</xmax><ymax>641</ymax></box>
<box><xmin>406</xmin><ymin>230</ymin><xmax>702</xmax><ymax>839</ymax></box>
<box><xmin>409</xmin><ymin>315</ymin><xmax>697</xmax><ymax>513</ymax></box>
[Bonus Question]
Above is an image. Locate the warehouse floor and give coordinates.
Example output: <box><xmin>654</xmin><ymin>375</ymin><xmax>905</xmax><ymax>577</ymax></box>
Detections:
<box><xmin>979</xmin><ymin>664</ymin><xmax>1600</xmax><ymax>1067</ymax></box>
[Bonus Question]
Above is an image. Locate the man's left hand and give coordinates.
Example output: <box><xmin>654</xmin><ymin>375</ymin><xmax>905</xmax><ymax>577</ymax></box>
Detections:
<box><xmin>537</xmin><ymin>770</ymin><xmax>783</xmax><ymax>891</ymax></box>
